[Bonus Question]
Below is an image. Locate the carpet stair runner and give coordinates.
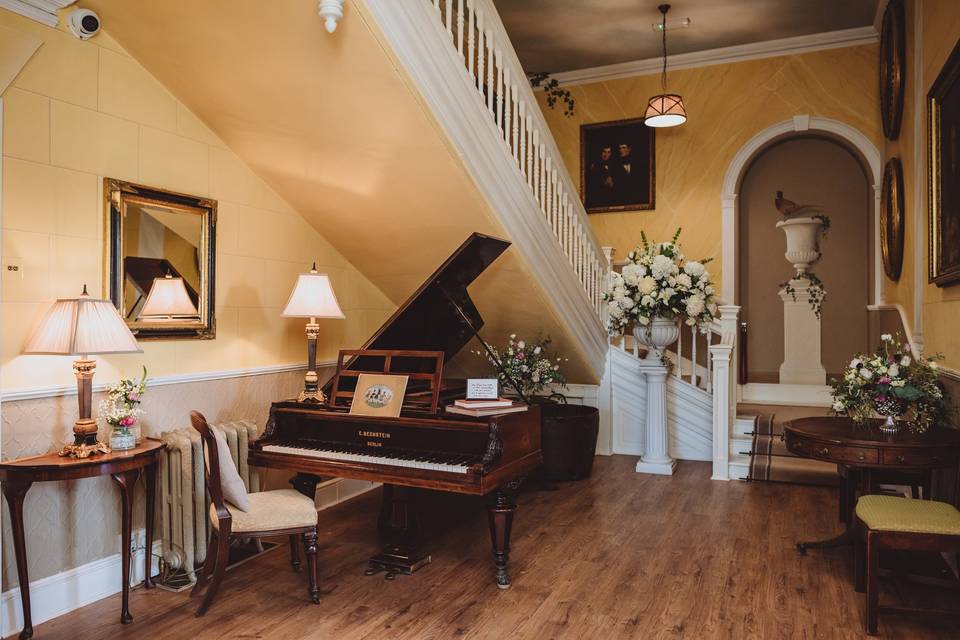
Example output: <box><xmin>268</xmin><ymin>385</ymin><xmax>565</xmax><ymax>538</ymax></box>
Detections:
<box><xmin>743</xmin><ymin>413</ymin><xmax>840</xmax><ymax>487</ymax></box>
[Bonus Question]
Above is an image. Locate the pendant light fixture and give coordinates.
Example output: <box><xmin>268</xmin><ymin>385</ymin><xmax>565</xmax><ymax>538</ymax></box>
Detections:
<box><xmin>644</xmin><ymin>4</ymin><xmax>687</xmax><ymax>128</ymax></box>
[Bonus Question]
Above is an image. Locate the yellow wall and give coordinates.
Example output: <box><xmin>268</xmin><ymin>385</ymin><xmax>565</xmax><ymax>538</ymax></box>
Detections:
<box><xmin>882</xmin><ymin>0</ymin><xmax>960</xmax><ymax>369</ymax></box>
<box><xmin>537</xmin><ymin>45</ymin><xmax>881</xmax><ymax>299</ymax></box>
<box><xmin>0</xmin><ymin>9</ymin><xmax>395</xmax><ymax>391</ymax></box>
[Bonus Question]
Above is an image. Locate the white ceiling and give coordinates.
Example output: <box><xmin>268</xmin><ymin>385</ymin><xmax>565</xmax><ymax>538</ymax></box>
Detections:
<box><xmin>492</xmin><ymin>0</ymin><xmax>880</xmax><ymax>73</ymax></box>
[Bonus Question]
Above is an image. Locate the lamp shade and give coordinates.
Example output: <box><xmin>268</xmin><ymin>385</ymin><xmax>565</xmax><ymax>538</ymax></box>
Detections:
<box><xmin>139</xmin><ymin>275</ymin><xmax>199</xmax><ymax>320</ymax></box>
<box><xmin>23</xmin><ymin>289</ymin><xmax>142</xmax><ymax>356</ymax></box>
<box><xmin>282</xmin><ymin>272</ymin><xmax>345</xmax><ymax>319</ymax></box>
<box><xmin>644</xmin><ymin>93</ymin><xmax>687</xmax><ymax>128</ymax></box>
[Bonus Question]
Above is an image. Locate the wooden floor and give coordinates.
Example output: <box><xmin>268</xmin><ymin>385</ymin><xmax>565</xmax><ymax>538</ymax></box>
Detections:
<box><xmin>22</xmin><ymin>456</ymin><xmax>956</xmax><ymax>639</ymax></box>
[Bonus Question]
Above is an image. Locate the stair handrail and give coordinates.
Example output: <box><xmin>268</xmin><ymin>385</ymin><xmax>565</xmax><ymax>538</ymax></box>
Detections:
<box><xmin>426</xmin><ymin>0</ymin><xmax>607</xmax><ymax>318</ymax></box>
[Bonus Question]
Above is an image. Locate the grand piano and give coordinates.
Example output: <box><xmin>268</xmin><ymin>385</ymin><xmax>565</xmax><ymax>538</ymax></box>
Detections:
<box><xmin>248</xmin><ymin>233</ymin><xmax>542</xmax><ymax>588</ymax></box>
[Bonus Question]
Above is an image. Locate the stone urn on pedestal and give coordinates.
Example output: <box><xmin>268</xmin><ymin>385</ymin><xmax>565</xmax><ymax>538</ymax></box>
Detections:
<box><xmin>632</xmin><ymin>317</ymin><xmax>680</xmax><ymax>361</ymax></box>
<box><xmin>776</xmin><ymin>217</ymin><xmax>827</xmax><ymax>385</ymax></box>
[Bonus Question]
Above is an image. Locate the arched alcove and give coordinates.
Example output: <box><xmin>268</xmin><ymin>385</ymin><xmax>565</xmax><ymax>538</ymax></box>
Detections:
<box><xmin>720</xmin><ymin>116</ymin><xmax>882</xmax><ymax>306</ymax></box>
<box><xmin>738</xmin><ymin>136</ymin><xmax>873</xmax><ymax>381</ymax></box>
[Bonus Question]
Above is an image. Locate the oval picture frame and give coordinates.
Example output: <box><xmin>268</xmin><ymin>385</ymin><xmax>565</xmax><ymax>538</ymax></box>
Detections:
<box><xmin>880</xmin><ymin>0</ymin><xmax>906</xmax><ymax>140</ymax></box>
<box><xmin>880</xmin><ymin>157</ymin><xmax>905</xmax><ymax>281</ymax></box>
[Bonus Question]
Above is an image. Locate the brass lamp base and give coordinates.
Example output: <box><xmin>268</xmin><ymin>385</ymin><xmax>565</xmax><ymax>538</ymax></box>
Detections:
<box><xmin>297</xmin><ymin>369</ymin><xmax>326</xmax><ymax>403</ymax></box>
<box><xmin>58</xmin><ymin>418</ymin><xmax>112</xmax><ymax>458</ymax></box>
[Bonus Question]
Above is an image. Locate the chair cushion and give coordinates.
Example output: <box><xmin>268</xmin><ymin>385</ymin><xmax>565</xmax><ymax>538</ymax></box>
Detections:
<box><xmin>856</xmin><ymin>495</ymin><xmax>960</xmax><ymax>535</ymax></box>
<box><xmin>210</xmin><ymin>489</ymin><xmax>317</xmax><ymax>533</ymax></box>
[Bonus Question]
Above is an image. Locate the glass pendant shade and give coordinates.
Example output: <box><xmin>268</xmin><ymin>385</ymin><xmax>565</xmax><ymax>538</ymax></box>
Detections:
<box><xmin>644</xmin><ymin>93</ymin><xmax>687</xmax><ymax>128</ymax></box>
<box><xmin>139</xmin><ymin>275</ymin><xmax>199</xmax><ymax>320</ymax></box>
<box><xmin>23</xmin><ymin>290</ymin><xmax>142</xmax><ymax>356</ymax></box>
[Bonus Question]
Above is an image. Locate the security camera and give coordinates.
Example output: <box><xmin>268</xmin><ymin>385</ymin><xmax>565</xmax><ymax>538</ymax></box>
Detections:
<box><xmin>67</xmin><ymin>8</ymin><xmax>101</xmax><ymax>40</ymax></box>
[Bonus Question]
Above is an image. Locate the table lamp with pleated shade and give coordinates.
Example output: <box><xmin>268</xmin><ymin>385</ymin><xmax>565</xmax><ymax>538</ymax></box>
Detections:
<box><xmin>22</xmin><ymin>285</ymin><xmax>143</xmax><ymax>457</ymax></box>
<box><xmin>282</xmin><ymin>264</ymin><xmax>345</xmax><ymax>403</ymax></box>
<box><xmin>138</xmin><ymin>274</ymin><xmax>199</xmax><ymax>321</ymax></box>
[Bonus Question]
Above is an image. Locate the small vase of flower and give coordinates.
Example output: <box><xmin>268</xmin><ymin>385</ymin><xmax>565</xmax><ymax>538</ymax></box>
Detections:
<box><xmin>830</xmin><ymin>335</ymin><xmax>945</xmax><ymax>433</ymax></box>
<box><xmin>100</xmin><ymin>367</ymin><xmax>148</xmax><ymax>451</ymax></box>
<box><xmin>476</xmin><ymin>335</ymin><xmax>567</xmax><ymax>399</ymax></box>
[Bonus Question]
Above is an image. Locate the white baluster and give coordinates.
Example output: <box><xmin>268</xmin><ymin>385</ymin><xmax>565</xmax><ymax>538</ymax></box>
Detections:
<box><xmin>456</xmin><ymin>0</ymin><xmax>464</xmax><ymax>55</ymax></box>
<box><xmin>690</xmin><ymin>326</ymin><xmax>698</xmax><ymax>389</ymax></box>
<box><xmin>467</xmin><ymin>1</ymin><xmax>475</xmax><ymax>77</ymax></box>
<box><xmin>502</xmin><ymin>66</ymin><xmax>510</xmax><ymax>141</ymax></box>
<box><xmin>675</xmin><ymin>329</ymin><xmax>682</xmax><ymax>379</ymax></box>
<box><xmin>511</xmin><ymin>85</ymin><xmax>519</xmax><ymax>160</ymax></box>
<box><xmin>544</xmin><ymin>157</ymin><xmax>552</xmax><ymax>221</ymax></box>
<box><xmin>486</xmin><ymin>30</ymin><xmax>494</xmax><ymax>114</ymax></box>
<box><xmin>533</xmin><ymin>131</ymin><xmax>541</xmax><ymax>203</ymax></box>
<box><xmin>495</xmin><ymin>50</ymin><xmax>503</xmax><ymax>131</ymax></box>
<box><xmin>445</xmin><ymin>0</ymin><xmax>452</xmax><ymax>40</ymax></box>
<box><xmin>519</xmin><ymin>102</ymin><xmax>527</xmax><ymax>177</ymax></box>
<box><xmin>706</xmin><ymin>330</ymin><xmax>713</xmax><ymax>390</ymax></box>
<box><xmin>476</xmin><ymin>11</ymin><xmax>484</xmax><ymax>93</ymax></box>
<box><xmin>432</xmin><ymin>0</ymin><xmax>440</xmax><ymax>12</ymax></box>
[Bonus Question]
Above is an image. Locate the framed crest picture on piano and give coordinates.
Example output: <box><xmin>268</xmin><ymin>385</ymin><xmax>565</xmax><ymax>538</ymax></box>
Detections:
<box><xmin>349</xmin><ymin>374</ymin><xmax>409</xmax><ymax>417</ymax></box>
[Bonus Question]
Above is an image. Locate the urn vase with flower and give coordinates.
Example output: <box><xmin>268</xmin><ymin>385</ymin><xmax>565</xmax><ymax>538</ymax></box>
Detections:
<box><xmin>830</xmin><ymin>335</ymin><xmax>945</xmax><ymax>434</ymax></box>
<box><xmin>604</xmin><ymin>228</ymin><xmax>719</xmax><ymax>361</ymax></box>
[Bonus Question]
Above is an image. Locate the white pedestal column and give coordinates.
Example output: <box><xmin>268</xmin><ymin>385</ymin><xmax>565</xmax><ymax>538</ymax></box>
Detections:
<box><xmin>778</xmin><ymin>278</ymin><xmax>826</xmax><ymax>385</ymax></box>
<box><xmin>635</xmin><ymin>361</ymin><xmax>676</xmax><ymax>475</ymax></box>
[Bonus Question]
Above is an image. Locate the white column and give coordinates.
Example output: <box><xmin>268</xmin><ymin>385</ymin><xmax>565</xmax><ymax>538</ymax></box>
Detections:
<box><xmin>635</xmin><ymin>361</ymin><xmax>676</xmax><ymax>475</ymax></box>
<box><xmin>778</xmin><ymin>279</ymin><xmax>826</xmax><ymax>384</ymax></box>
<box><xmin>710</xmin><ymin>342</ymin><xmax>733</xmax><ymax>480</ymax></box>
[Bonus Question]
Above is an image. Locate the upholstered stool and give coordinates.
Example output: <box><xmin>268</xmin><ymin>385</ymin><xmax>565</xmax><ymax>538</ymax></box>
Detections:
<box><xmin>854</xmin><ymin>494</ymin><xmax>960</xmax><ymax>635</ymax></box>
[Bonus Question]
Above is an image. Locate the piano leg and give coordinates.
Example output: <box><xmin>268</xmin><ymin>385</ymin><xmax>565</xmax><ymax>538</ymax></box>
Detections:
<box><xmin>487</xmin><ymin>482</ymin><xmax>520</xmax><ymax>590</ymax></box>
<box><xmin>366</xmin><ymin>485</ymin><xmax>431</xmax><ymax>579</ymax></box>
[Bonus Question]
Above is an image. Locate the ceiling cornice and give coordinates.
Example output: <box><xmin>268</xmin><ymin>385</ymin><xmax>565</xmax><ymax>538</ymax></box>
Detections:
<box><xmin>547</xmin><ymin>26</ymin><xmax>879</xmax><ymax>87</ymax></box>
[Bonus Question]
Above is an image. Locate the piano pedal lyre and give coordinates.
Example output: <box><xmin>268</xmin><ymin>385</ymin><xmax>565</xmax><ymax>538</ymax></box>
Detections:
<box><xmin>365</xmin><ymin>552</ymin><xmax>432</xmax><ymax>580</ymax></box>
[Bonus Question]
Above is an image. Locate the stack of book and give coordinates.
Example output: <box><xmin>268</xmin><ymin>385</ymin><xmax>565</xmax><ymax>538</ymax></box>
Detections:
<box><xmin>445</xmin><ymin>398</ymin><xmax>528</xmax><ymax>417</ymax></box>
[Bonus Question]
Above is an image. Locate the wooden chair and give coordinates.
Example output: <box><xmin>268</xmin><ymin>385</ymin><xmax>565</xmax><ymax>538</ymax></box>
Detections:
<box><xmin>854</xmin><ymin>494</ymin><xmax>960</xmax><ymax>635</ymax></box>
<box><xmin>189</xmin><ymin>411</ymin><xmax>320</xmax><ymax>616</ymax></box>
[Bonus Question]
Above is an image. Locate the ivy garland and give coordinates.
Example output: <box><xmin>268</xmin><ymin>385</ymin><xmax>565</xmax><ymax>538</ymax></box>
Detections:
<box><xmin>528</xmin><ymin>72</ymin><xmax>575</xmax><ymax>117</ymax></box>
<box><xmin>781</xmin><ymin>270</ymin><xmax>827</xmax><ymax>319</ymax></box>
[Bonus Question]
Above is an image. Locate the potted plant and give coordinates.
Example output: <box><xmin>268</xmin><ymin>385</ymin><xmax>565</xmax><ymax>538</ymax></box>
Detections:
<box><xmin>830</xmin><ymin>335</ymin><xmax>946</xmax><ymax>433</ymax></box>
<box><xmin>478</xmin><ymin>336</ymin><xmax>599</xmax><ymax>480</ymax></box>
<box><xmin>99</xmin><ymin>367</ymin><xmax>147</xmax><ymax>450</ymax></box>
<box><xmin>604</xmin><ymin>228</ymin><xmax>719</xmax><ymax>361</ymax></box>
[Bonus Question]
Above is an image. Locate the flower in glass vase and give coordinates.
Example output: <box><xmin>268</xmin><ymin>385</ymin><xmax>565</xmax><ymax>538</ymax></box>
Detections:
<box><xmin>99</xmin><ymin>366</ymin><xmax>148</xmax><ymax>450</ymax></box>
<box><xmin>603</xmin><ymin>228</ymin><xmax>718</xmax><ymax>336</ymax></box>
<box><xmin>829</xmin><ymin>335</ymin><xmax>946</xmax><ymax>433</ymax></box>
<box><xmin>476</xmin><ymin>335</ymin><xmax>567</xmax><ymax>398</ymax></box>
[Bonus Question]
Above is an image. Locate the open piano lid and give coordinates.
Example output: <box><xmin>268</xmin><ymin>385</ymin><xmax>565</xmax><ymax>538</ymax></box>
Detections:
<box><xmin>323</xmin><ymin>233</ymin><xmax>510</xmax><ymax>392</ymax></box>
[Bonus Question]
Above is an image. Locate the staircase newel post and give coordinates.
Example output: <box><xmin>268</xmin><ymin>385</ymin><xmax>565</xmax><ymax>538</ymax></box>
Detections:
<box><xmin>710</xmin><ymin>305</ymin><xmax>740</xmax><ymax>481</ymax></box>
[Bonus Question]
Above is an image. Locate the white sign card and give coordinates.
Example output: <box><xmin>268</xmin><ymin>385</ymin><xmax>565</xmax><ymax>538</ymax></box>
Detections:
<box><xmin>466</xmin><ymin>378</ymin><xmax>499</xmax><ymax>400</ymax></box>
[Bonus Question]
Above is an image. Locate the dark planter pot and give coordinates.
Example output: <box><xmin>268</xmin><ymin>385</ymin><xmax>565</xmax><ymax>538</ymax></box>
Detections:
<box><xmin>538</xmin><ymin>402</ymin><xmax>600</xmax><ymax>481</ymax></box>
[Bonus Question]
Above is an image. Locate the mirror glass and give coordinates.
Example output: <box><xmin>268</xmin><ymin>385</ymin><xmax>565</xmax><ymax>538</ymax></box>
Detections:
<box><xmin>105</xmin><ymin>179</ymin><xmax>216</xmax><ymax>339</ymax></box>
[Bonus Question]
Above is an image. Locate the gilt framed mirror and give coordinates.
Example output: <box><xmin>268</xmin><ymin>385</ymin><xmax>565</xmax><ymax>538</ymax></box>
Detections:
<box><xmin>104</xmin><ymin>178</ymin><xmax>217</xmax><ymax>339</ymax></box>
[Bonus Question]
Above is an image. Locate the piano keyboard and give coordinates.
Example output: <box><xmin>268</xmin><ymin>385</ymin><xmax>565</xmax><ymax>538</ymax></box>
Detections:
<box><xmin>261</xmin><ymin>444</ymin><xmax>472</xmax><ymax>474</ymax></box>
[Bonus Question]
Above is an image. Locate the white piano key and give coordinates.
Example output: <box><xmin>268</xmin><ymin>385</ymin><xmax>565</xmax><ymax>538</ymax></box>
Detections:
<box><xmin>261</xmin><ymin>444</ymin><xmax>471</xmax><ymax>474</ymax></box>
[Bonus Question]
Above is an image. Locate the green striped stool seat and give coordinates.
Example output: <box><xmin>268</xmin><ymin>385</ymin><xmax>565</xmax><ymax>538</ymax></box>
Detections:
<box><xmin>856</xmin><ymin>494</ymin><xmax>960</xmax><ymax>535</ymax></box>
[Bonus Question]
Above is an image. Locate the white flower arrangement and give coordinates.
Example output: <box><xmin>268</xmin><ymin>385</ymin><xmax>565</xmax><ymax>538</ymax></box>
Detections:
<box><xmin>99</xmin><ymin>367</ymin><xmax>147</xmax><ymax>434</ymax></box>
<box><xmin>602</xmin><ymin>228</ymin><xmax>718</xmax><ymax>335</ymax></box>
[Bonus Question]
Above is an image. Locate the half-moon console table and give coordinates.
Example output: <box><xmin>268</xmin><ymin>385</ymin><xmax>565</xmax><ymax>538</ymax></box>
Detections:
<box><xmin>783</xmin><ymin>416</ymin><xmax>960</xmax><ymax>554</ymax></box>
<box><xmin>0</xmin><ymin>439</ymin><xmax>163</xmax><ymax>639</ymax></box>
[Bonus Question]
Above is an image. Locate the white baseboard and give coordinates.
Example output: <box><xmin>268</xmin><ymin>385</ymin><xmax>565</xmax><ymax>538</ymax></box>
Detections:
<box><xmin>1</xmin><ymin>534</ymin><xmax>162</xmax><ymax>638</ymax></box>
<box><xmin>1</xmin><ymin>479</ymin><xmax>378</xmax><ymax>637</ymax></box>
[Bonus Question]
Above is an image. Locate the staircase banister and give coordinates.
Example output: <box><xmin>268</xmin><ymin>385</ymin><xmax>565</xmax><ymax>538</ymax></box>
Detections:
<box><xmin>468</xmin><ymin>0</ymin><xmax>604</xmax><ymax>263</ymax></box>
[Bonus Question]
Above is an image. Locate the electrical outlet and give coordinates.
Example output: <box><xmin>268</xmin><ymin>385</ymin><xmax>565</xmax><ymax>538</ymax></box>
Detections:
<box><xmin>3</xmin><ymin>258</ymin><xmax>24</xmax><ymax>279</ymax></box>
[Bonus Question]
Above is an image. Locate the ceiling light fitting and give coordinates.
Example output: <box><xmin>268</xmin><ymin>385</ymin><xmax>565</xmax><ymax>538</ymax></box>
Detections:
<box><xmin>318</xmin><ymin>0</ymin><xmax>345</xmax><ymax>34</ymax></box>
<box><xmin>651</xmin><ymin>16</ymin><xmax>691</xmax><ymax>32</ymax></box>
<box><xmin>644</xmin><ymin>4</ymin><xmax>687</xmax><ymax>128</ymax></box>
